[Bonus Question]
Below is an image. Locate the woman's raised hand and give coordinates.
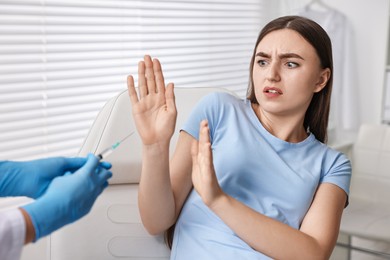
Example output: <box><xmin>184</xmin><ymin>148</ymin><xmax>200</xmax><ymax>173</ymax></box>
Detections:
<box><xmin>191</xmin><ymin>120</ymin><xmax>224</xmax><ymax>208</ymax></box>
<box><xmin>127</xmin><ymin>55</ymin><xmax>177</xmax><ymax>146</ymax></box>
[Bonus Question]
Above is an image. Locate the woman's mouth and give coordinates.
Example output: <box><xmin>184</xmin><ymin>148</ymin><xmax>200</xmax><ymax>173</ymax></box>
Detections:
<box><xmin>264</xmin><ymin>87</ymin><xmax>283</xmax><ymax>95</ymax></box>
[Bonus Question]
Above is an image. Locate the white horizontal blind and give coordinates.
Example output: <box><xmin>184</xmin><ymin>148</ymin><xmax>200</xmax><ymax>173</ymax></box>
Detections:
<box><xmin>0</xmin><ymin>0</ymin><xmax>265</xmax><ymax>161</ymax></box>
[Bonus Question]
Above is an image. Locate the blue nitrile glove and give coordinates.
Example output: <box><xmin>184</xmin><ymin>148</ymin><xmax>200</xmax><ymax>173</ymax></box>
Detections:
<box><xmin>21</xmin><ymin>154</ymin><xmax>112</xmax><ymax>241</ymax></box>
<box><xmin>0</xmin><ymin>156</ymin><xmax>88</xmax><ymax>199</ymax></box>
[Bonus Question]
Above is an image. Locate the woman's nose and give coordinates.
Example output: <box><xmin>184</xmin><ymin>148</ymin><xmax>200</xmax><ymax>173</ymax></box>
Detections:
<box><xmin>266</xmin><ymin>63</ymin><xmax>281</xmax><ymax>82</ymax></box>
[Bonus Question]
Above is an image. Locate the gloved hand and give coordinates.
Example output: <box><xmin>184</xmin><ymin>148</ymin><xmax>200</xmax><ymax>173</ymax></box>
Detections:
<box><xmin>21</xmin><ymin>154</ymin><xmax>112</xmax><ymax>241</ymax></box>
<box><xmin>0</xmin><ymin>156</ymin><xmax>89</xmax><ymax>198</ymax></box>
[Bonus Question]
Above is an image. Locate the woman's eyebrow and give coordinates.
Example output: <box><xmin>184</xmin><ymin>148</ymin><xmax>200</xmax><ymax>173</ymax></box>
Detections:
<box><xmin>279</xmin><ymin>53</ymin><xmax>305</xmax><ymax>60</ymax></box>
<box><xmin>255</xmin><ymin>52</ymin><xmax>270</xmax><ymax>58</ymax></box>
<box><xmin>255</xmin><ymin>52</ymin><xmax>305</xmax><ymax>60</ymax></box>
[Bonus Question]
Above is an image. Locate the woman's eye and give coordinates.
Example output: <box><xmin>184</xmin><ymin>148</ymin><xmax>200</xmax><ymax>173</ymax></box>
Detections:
<box><xmin>286</xmin><ymin>62</ymin><xmax>299</xmax><ymax>68</ymax></box>
<box><xmin>257</xmin><ymin>59</ymin><xmax>268</xmax><ymax>66</ymax></box>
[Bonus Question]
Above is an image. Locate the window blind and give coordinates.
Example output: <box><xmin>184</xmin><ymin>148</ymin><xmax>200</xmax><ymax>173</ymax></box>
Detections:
<box><xmin>0</xmin><ymin>0</ymin><xmax>266</xmax><ymax>161</ymax></box>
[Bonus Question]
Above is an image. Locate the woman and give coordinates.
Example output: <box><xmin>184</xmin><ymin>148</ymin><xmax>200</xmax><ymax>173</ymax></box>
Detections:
<box><xmin>127</xmin><ymin>16</ymin><xmax>351</xmax><ymax>259</ymax></box>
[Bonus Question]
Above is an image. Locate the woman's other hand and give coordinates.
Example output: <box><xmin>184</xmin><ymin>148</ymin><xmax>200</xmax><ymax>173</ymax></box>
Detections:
<box><xmin>191</xmin><ymin>120</ymin><xmax>224</xmax><ymax>208</ymax></box>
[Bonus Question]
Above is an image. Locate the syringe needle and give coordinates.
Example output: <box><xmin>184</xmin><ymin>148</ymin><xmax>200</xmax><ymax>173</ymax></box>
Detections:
<box><xmin>97</xmin><ymin>131</ymin><xmax>135</xmax><ymax>160</ymax></box>
<box><xmin>97</xmin><ymin>147</ymin><xmax>113</xmax><ymax>160</ymax></box>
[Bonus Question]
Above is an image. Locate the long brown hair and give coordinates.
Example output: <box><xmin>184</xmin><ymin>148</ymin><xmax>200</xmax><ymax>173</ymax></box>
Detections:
<box><xmin>247</xmin><ymin>15</ymin><xmax>333</xmax><ymax>143</ymax></box>
<box><xmin>165</xmin><ymin>225</ymin><xmax>175</xmax><ymax>249</ymax></box>
<box><xmin>165</xmin><ymin>15</ymin><xmax>333</xmax><ymax>249</ymax></box>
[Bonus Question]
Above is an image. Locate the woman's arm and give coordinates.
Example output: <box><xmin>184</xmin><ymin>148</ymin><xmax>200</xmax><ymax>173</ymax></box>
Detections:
<box><xmin>138</xmin><ymin>132</ymin><xmax>194</xmax><ymax>235</ymax></box>
<box><xmin>210</xmin><ymin>183</ymin><xmax>345</xmax><ymax>259</ymax></box>
<box><xmin>192</xmin><ymin>120</ymin><xmax>346</xmax><ymax>259</ymax></box>
<box><xmin>128</xmin><ymin>55</ymin><xmax>193</xmax><ymax>235</ymax></box>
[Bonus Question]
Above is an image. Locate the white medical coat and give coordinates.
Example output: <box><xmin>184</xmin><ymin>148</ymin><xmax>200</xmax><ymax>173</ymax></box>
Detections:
<box><xmin>0</xmin><ymin>209</ymin><xmax>25</xmax><ymax>260</ymax></box>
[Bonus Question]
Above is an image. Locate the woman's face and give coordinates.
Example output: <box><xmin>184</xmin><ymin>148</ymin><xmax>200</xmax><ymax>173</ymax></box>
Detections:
<box><xmin>252</xmin><ymin>28</ymin><xmax>329</xmax><ymax>118</ymax></box>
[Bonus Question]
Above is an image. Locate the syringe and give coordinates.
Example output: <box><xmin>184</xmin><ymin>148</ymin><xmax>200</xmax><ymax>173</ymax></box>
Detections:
<box><xmin>97</xmin><ymin>131</ymin><xmax>135</xmax><ymax>160</ymax></box>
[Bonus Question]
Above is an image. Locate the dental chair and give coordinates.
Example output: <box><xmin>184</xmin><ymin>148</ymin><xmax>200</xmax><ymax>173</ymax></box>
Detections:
<box><xmin>49</xmin><ymin>87</ymin><xmax>232</xmax><ymax>260</ymax></box>
<box><xmin>338</xmin><ymin>123</ymin><xmax>390</xmax><ymax>258</ymax></box>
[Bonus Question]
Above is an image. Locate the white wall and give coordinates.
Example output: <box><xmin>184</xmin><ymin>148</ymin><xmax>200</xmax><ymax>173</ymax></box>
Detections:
<box><xmin>270</xmin><ymin>0</ymin><xmax>390</xmax><ymax>125</ymax></box>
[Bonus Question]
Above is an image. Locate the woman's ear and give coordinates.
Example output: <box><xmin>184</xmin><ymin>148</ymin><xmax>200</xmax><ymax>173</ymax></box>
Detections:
<box><xmin>314</xmin><ymin>68</ymin><xmax>331</xmax><ymax>93</ymax></box>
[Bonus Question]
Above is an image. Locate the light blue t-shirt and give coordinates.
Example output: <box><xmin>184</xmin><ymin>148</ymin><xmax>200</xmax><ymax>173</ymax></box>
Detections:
<box><xmin>171</xmin><ymin>92</ymin><xmax>351</xmax><ymax>259</ymax></box>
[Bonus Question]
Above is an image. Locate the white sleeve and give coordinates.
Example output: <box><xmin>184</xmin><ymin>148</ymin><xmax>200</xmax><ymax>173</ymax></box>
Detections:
<box><xmin>0</xmin><ymin>209</ymin><xmax>25</xmax><ymax>260</ymax></box>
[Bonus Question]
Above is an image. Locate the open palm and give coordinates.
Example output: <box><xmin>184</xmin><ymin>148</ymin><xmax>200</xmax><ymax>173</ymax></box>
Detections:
<box><xmin>191</xmin><ymin>120</ymin><xmax>224</xmax><ymax>207</ymax></box>
<box><xmin>127</xmin><ymin>55</ymin><xmax>177</xmax><ymax>146</ymax></box>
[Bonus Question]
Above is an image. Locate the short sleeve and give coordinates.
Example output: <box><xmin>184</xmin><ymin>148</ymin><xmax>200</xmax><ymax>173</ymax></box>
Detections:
<box><xmin>320</xmin><ymin>152</ymin><xmax>352</xmax><ymax>206</ymax></box>
<box><xmin>180</xmin><ymin>92</ymin><xmax>225</xmax><ymax>142</ymax></box>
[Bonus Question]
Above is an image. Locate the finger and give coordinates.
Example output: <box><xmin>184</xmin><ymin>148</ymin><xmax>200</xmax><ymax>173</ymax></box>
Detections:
<box><xmin>63</xmin><ymin>157</ymin><xmax>87</xmax><ymax>173</ymax></box>
<box><xmin>191</xmin><ymin>139</ymin><xmax>200</xmax><ymax>181</ymax></box>
<box><xmin>99</xmin><ymin>161</ymin><xmax>112</xmax><ymax>170</ymax></box>
<box><xmin>77</xmin><ymin>154</ymin><xmax>99</xmax><ymax>176</ymax></box>
<box><xmin>153</xmin><ymin>58</ymin><xmax>165</xmax><ymax>94</ymax></box>
<box><xmin>199</xmin><ymin>120</ymin><xmax>210</xmax><ymax>147</ymax></box>
<box><xmin>138</xmin><ymin>60</ymin><xmax>147</xmax><ymax>98</ymax></box>
<box><xmin>191</xmin><ymin>138</ymin><xmax>199</xmax><ymax>161</ymax></box>
<box><xmin>91</xmin><ymin>182</ymin><xmax>106</xmax><ymax>199</ymax></box>
<box><xmin>165</xmin><ymin>82</ymin><xmax>176</xmax><ymax>112</ymax></box>
<box><xmin>96</xmin><ymin>168</ymin><xmax>113</xmax><ymax>185</ymax></box>
<box><xmin>144</xmin><ymin>55</ymin><xmax>157</xmax><ymax>94</ymax></box>
<box><xmin>127</xmin><ymin>75</ymin><xmax>139</xmax><ymax>105</ymax></box>
<box><xmin>199</xmin><ymin>120</ymin><xmax>213</xmax><ymax>168</ymax></box>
